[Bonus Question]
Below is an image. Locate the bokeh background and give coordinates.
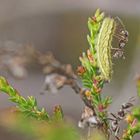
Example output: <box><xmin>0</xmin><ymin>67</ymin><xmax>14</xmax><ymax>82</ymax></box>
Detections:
<box><xmin>0</xmin><ymin>0</ymin><xmax>140</xmax><ymax>139</ymax></box>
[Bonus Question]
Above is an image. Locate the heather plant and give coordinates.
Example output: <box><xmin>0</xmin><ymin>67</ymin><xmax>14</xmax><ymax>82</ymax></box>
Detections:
<box><xmin>0</xmin><ymin>9</ymin><xmax>139</xmax><ymax>140</ymax></box>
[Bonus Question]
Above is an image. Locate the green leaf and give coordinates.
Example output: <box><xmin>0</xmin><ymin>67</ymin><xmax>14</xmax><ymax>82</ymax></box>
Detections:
<box><xmin>137</xmin><ymin>78</ymin><xmax>140</xmax><ymax>97</ymax></box>
<box><xmin>52</xmin><ymin>105</ymin><xmax>64</xmax><ymax>121</ymax></box>
<box><xmin>132</xmin><ymin>108</ymin><xmax>140</xmax><ymax>121</ymax></box>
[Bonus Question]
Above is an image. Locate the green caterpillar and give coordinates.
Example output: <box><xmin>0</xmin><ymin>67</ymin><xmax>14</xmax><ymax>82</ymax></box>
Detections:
<box><xmin>96</xmin><ymin>17</ymin><xmax>116</xmax><ymax>81</ymax></box>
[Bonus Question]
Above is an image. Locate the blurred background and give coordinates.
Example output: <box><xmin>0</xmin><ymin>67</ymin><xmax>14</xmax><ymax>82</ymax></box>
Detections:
<box><xmin>0</xmin><ymin>0</ymin><xmax>140</xmax><ymax>139</ymax></box>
